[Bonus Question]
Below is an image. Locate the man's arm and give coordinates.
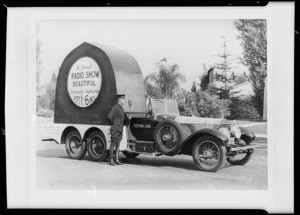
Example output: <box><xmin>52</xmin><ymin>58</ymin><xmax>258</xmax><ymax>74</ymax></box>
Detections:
<box><xmin>124</xmin><ymin>113</ymin><xmax>131</xmax><ymax>126</ymax></box>
<box><xmin>108</xmin><ymin>106</ymin><xmax>115</xmax><ymax>124</ymax></box>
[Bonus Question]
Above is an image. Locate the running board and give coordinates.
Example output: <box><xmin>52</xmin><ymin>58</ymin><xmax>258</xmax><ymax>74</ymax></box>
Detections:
<box><xmin>230</xmin><ymin>144</ymin><xmax>265</xmax><ymax>151</ymax></box>
<box><xmin>129</xmin><ymin>140</ymin><xmax>154</xmax><ymax>144</ymax></box>
<box><xmin>123</xmin><ymin>150</ymin><xmax>162</xmax><ymax>156</ymax></box>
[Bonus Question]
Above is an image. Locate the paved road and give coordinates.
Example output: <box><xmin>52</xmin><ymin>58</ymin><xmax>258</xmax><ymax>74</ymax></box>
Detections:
<box><xmin>36</xmin><ymin>141</ymin><xmax>267</xmax><ymax>190</ymax></box>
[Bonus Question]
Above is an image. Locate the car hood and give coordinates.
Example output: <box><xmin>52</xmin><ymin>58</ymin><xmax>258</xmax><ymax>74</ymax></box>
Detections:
<box><xmin>174</xmin><ymin>116</ymin><xmax>228</xmax><ymax>126</ymax></box>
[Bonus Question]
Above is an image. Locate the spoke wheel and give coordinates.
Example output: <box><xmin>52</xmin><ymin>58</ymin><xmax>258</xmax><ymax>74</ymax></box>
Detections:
<box><xmin>192</xmin><ymin>136</ymin><xmax>226</xmax><ymax>172</ymax></box>
<box><xmin>87</xmin><ymin>130</ymin><xmax>108</xmax><ymax>161</ymax></box>
<box><xmin>157</xmin><ymin>125</ymin><xmax>179</xmax><ymax>150</ymax></box>
<box><xmin>65</xmin><ymin>130</ymin><xmax>86</xmax><ymax>159</ymax></box>
<box><xmin>154</xmin><ymin>119</ymin><xmax>184</xmax><ymax>155</ymax></box>
<box><xmin>227</xmin><ymin>136</ymin><xmax>254</xmax><ymax>165</ymax></box>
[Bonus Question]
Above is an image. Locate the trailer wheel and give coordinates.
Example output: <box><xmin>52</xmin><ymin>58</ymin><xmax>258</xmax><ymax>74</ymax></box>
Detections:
<box><xmin>65</xmin><ymin>130</ymin><xmax>86</xmax><ymax>159</ymax></box>
<box><xmin>86</xmin><ymin>130</ymin><xmax>108</xmax><ymax>161</ymax></box>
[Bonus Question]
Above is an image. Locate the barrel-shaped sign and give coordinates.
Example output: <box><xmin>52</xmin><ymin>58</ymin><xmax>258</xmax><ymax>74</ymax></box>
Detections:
<box><xmin>67</xmin><ymin>57</ymin><xmax>102</xmax><ymax>108</ymax></box>
<box><xmin>54</xmin><ymin>42</ymin><xmax>145</xmax><ymax>125</ymax></box>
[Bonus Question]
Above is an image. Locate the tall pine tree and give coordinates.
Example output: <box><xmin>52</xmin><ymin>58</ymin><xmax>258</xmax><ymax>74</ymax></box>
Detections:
<box><xmin>214</xmin><ymin>38</ymin><xmax>235</xmax><ymax>99</ymax></box>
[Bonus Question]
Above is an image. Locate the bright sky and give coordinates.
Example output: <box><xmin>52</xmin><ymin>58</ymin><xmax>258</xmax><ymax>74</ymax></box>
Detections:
<box><xmin>38</xmin><ymin>19</ymin><xmax>248</xmax><ymax>90</ymax></box>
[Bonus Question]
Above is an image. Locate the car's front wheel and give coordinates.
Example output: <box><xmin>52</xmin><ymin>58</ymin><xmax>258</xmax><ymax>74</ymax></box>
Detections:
<box><xmin>192</xmin><ymin>136</ymin><xmax>226</xmax><ymax>172</ymax></box>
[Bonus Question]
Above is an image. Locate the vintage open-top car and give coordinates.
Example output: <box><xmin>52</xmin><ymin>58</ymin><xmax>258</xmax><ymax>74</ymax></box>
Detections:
<box><xmin>117</xmin><ymin>98</ymin><xmax>259</xmax><ymax>172</ymax></box>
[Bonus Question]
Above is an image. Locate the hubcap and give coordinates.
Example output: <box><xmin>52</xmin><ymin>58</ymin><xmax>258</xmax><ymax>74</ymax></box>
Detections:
<box><xmin>158</xmin><ymin>125</ymin><xmax>179</xmax><ymax>149</ymax></box>
<box><xmin>91</xmin><ymin>135</ymin><xmax>104</xmax><ymax>156</ymax></box>
<box><xmin>198</xmin><ymin>141</ymin><xmax>220</xmax><ymax>167</ymax></box>
<box><xmin>69</xmin><ymin>135</ymin><xmax>82</xmax><ymax>155</ymax></box>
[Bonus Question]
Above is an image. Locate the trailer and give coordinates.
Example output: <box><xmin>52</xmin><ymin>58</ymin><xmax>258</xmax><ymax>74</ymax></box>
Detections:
<box><xmin>43</xmin><ymin>42</ymin><xmax>146</xmax><ymax>161</ymax></box>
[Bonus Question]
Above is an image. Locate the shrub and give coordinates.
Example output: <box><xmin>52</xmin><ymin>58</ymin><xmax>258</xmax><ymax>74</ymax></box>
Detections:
<box><xmin>37</xmin><ymin>108</ymin><xmax>54</xmax><ymax>118</ymax></box>
<box><xmin>229</xmin><ymin>98</ymin><xmax>260</xmax><ymax>120</ymax></box>
<box><xmin>196</xmin><ymin>90</ymin><xmax>231</xmax><ymax>118</ymax></box>
<box><xmin>179</xmin><ymin>89</ymin><xmax>231</xmax><ymax>118</ymax></box>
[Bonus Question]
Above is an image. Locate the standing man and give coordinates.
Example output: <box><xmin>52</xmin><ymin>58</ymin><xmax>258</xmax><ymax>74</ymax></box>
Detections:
<box><xmin>108</xmin><ymin>94</ymin><xmax>130</xmax><ymax>166</ymax></box>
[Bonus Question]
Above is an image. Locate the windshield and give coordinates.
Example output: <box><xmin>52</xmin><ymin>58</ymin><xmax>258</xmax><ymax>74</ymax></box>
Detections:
<box><xmin>150</xmin><ymin>99</ymin><xmax>179</xmax><ymax>116</ymax></box>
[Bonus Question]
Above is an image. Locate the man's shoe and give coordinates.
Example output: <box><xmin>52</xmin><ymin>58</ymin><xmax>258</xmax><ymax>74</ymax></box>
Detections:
<box><xmin>114</xmin><ymin>159</ymin><xmax>122</xmax><ymax>165</ymax></box>
<box><xmin>109</xmin><ymin>160</ymin><xmax>117</xmax><ymax>166</ymax></box>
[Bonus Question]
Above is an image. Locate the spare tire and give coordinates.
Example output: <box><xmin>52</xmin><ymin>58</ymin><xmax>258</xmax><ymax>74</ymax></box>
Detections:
<box><xmin>154</xmin><ymin>119</ymin><xmax>185</xmax><ymax>155</ymax></box>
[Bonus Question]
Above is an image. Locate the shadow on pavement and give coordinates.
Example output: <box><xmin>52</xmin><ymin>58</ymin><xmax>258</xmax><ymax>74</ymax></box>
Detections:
<box><xmin>117</xmin><ymin>156</ymin><xmax>233</xmax><ymax>172</ymax></box>
<box><xmin>37</xmin><ymin>149</ymin><xmax>234</xmax><ymax>172</ymax></box>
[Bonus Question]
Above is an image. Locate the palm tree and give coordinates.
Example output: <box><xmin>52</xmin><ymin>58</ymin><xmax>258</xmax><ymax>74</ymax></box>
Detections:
<box><xmin>145</xmin><ymin>58</ymin><xmax>186</xmax><ymax>99</ymax></box>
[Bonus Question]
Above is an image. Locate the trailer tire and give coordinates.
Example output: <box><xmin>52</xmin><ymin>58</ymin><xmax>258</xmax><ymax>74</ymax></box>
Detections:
<box><xmin>86</xmin><ymin>130</ymin><xmax>108</xmax><ymax>162</ymax></box>
<box><xmin>65</xmin><ymin>130</ymin><xmax>86</xmax><ymax>159</ymax></box>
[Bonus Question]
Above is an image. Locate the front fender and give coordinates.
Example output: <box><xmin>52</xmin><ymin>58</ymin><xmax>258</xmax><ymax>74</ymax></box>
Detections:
<box><xmin>239</xmin><ymin>126</ymin><xmax>255</xmax><ymax>141</ymax></box>
<box><xmin>176</xmin><ymin>128</ymin><xmax>229</xmax><ymax>156</ymax></box>
<box><xmin>186</xmin><ymin>128</ymin><xmax>228</xmax><ymax>145</ymax></box>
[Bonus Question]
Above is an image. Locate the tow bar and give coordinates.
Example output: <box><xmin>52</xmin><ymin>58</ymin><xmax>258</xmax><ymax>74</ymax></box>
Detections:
<box><xmin>42</xmin><ymin>138</ymin><xmax>60</xmax><ymax>144</ymax></box>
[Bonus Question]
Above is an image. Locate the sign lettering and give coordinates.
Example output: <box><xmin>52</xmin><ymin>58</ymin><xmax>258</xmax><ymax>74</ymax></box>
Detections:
<box><xmin>67</xmin><ymin>57</ymin><xmax>102</xmax><ymax>108</ymax></box>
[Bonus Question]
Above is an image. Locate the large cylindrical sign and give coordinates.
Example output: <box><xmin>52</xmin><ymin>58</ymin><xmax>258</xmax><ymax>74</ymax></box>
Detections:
<box><xmin>67</xmin><ymin>57</ymin><xmax>102</xmax><ymax>108</ymax></box>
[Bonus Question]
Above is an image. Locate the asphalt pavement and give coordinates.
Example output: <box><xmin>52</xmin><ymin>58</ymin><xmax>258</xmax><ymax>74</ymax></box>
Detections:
<box><xmin>36</xmin><ymin>141</ymin><xmax>267</xmax><ymax>190</ymax></box>
<box><xmin>36</xmin><ymin>118</ymin><xmax>268</xmax><ymax>190</ymax></box>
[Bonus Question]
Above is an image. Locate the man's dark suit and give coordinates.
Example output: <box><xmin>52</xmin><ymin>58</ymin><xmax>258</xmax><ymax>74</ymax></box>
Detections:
<box><xmin>108</xmin><ymin>103</ymin><xmax>126</xmax><ymax>132</ymax></box>
<box><xmin>108</xmin><ymin>103</ymin><xmax>128</xmax><ymax>165</ymax></box>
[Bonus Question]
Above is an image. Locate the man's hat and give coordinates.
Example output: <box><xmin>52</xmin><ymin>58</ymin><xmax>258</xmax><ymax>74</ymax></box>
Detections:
<box><xmin>116</xmin><ymin>94</ymin><xmax>126</xmax><ymax>99</ymax></box>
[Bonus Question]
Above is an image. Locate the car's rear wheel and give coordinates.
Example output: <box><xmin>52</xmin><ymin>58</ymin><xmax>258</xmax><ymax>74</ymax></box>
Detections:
<box><xmin>86</xmin><ymin>130</ymin><xmax>108</xmax><ymax>161</ymax></box>
<box><xmin>65</xmin><ymin>130</ymin><xmax>86</xmax><ymax>159</ymax></box>
<box><xmin>122</xmin><ymin>151</ymin><xmax>139</xmax><ymax>158</ymax></box>
<box><xmin>227</xmin><ymin>135</ymin><xmax>254</xmax><ymax>165</ymax></box>
<box><xmin>154</xmin><ymin>119</ymin><xmax>185</xmax><ymax>155</ymax></box>
<box><xmin>192</xmin><ymin>135</ymin><xmax>226</xmax><ymax>172</ymax></box>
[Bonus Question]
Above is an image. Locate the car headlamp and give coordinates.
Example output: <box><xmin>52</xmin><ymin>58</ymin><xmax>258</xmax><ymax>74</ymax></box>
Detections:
<box><xmin>219</xmin><ymin>127</ymin><xmax>231</xmax><ymax>138</ymax></box>
<box><xmin>231</xmin><ymin>126</ymin><xmax>242</xmax><ymax>139</ymax></box>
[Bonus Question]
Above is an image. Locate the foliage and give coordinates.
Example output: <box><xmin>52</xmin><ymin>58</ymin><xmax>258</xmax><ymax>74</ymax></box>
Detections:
<box><xmin>36</xmin><ymin>71</ymin><xmax>57</xmax><ymax>116</ymax></box>
<box><xmin>214</xmin><ymin>39</ymin><xmax>235</xmax><ymax>97</ymax></box>
<box><xmin>229</xmin><ymin>97</ymin><xmax>260</xmax><ymax>120</ymax></box>
<box><xmin>191</xmin><ymin>81</ymin><xmax>197</xmax><ymax>93</ymax></box>
<box><xmin>36</xmin><ymin>24</ymin><xmax>43</xmax><ymax>91</ymax></box>
<box><xmin>144</xmin><ymin>58</ymin><xmax>186</xmax><ymax>101</ymax></box>
<box><xmin>234</xmin><ymin>73</ymin><xmax>248</xmax><ymax>85</ymax></box>
<box><xmin>173</xmin><ymin>88</ymin><xmax>188</xmax><ymax>105</ymax></box>
<box><xmin>234</xmin><ymin>19</ymin><xmax>267</xmax><ymax>117</ymax></box>
<box><xmin>179</xmin><ymin>87</ymin><xmax>231</xmax><ymax>118</ymax></box>
<box><xmin>36</xmin><ymin>108</ymin><xmax>54</xmax><ymax>118</ymax></box>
